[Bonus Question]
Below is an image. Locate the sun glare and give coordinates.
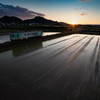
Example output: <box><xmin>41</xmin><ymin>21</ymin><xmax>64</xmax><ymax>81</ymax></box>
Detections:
<box><xmin>71</xmin><ymin>21</ymin><xmax>75</xmax><ymax>25</ymax></box>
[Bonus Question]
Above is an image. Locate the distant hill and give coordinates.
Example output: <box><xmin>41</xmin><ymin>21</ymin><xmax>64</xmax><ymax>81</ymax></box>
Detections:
<box><xmin>0</xmin><ymin>16</ymin><xmax>23</xmax><ymax>23</ymax></box>
<box><xmin>24</xmin><ymin>16</ymin><xmax>60</xmax><ymax>25</ymax></box>
<box><xmin>0</xmin><ymin>16</ymin><xmax>68</xmax><ymax>25</ymax></box>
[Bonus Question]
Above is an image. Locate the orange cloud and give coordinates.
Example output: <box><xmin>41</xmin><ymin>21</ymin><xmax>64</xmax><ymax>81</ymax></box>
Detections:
<box><xmin>74</xmin><ymin>7</ymin><xmax>87</xmax><ymax>11</ymax></box>
<box><xmin>79</xmin><ymin>0</ymin><xmax>91</xmax><ymax>3</ymax></box>
<box><xmin>80</xmin><ymin>12</ymin><xmax>89</xmax><ymax>15</ymax></box>
<box><xmin>74</xmin><ymin>9</ymin><xmax>78</xmax><ymax>10</ymax></box>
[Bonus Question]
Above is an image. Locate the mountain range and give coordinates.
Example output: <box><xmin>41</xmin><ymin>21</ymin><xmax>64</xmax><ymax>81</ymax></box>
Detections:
<box><xmin>0</xmin><ymin>16</ymin><xmax>68</xmax><ymax>25</ymax></box>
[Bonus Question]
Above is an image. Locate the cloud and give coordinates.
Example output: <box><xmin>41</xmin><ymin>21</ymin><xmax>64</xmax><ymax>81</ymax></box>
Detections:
<box><xmin>0</xmin><ymin>3</ymin><xmax>46</xmax><ymax>19</ymax></box>
<box><xmin>74</xmin><ymin>9</ymin><xmax>78</xmax><ymax>11</ymax></box>
<box><xmin>79</xmin><ymin>0</ymin><xmax>91</xmax><ymax>3</ymax></box>
<box><xmin>80</xmin><ymin>7</ymin><xmax>86</xmax><ymax>10</ymax></box>
<box><xmin>74</xmin><ymin>7</ymin><xmax>87</xmax><ymax>11</ymax></box>
<box><xmin>80</xmin><ymin>12</ymin><xmax>89</xmax><ymax>15</ymax></box>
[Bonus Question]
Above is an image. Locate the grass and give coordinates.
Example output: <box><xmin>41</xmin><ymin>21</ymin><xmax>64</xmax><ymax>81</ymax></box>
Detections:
<box><xmin>0</xmin><ymin>25</ymin><xmax>100</xmax><ymax>36</ymax></box>
<box><xmin>0</xmin><ymin>25</ymin><xmax>70</xmax><ymax>35</ymax></box>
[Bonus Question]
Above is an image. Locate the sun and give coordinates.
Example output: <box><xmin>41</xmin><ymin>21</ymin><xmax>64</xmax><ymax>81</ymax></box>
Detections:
<box><xmin>71</xmin><ymin>21</ymin><xmax>75</xmax><ymax>25</ymax></box>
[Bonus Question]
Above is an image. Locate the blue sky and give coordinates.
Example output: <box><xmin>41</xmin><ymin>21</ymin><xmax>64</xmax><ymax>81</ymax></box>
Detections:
<box><xmin>0</xmin><ymin>0</ymin><xmax>100</xmax><ymax>24</ymax></box>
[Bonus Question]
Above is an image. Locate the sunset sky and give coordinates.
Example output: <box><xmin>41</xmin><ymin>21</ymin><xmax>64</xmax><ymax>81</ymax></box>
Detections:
<box><xmin>0</xmin><ymin>0</ymin><xmax>100</xmax><ymax>24</ymax></box>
